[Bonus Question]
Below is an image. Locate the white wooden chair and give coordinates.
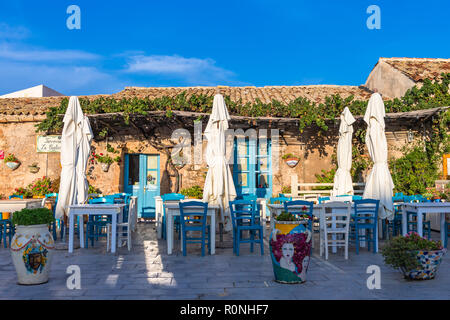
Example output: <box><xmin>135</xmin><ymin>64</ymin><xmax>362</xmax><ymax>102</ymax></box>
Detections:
<box><xmin>319</xmin><ymin>201</ymin><xmax>351</xmax><ymax>260</ymax></box>
<box><xmin>107</xmin><ymin>196</ymin><xmax>137</xmax><ymax>252</ymax></box>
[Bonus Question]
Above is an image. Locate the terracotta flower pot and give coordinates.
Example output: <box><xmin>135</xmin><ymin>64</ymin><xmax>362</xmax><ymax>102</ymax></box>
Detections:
<box><xmin>270</xmin><ymin>220</ymin><xmax>312</xmax><ymax>283</ymax></box>
<box><xmin>10</xmin><ymin>224</ymin><xmax>55</xmax><ymax>285</ymax></box>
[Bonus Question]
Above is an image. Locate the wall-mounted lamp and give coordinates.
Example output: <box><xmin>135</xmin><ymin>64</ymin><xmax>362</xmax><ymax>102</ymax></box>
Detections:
<box><xmin>407</xmin><ymin>130</ymin><xmax>414</xmax><ymax>143</ymax></box>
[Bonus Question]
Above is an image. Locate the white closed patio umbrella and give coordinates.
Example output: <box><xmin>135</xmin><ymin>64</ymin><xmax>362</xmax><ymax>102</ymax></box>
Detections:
<box><xmin>362</xmin><ymin>93</ymin><xmax>394</xmax><ymax>220</ymax></box>
<box><xmin>203</xmin><ymin>94</ymin><xmax>237</xmax><ymax>232</ymax></box>
<box><xmin>332</xmin><ymin>107</ymin><xmax>356</xmax><ymax>196</ymax></box>
<box><xmin>55</xmin><ymin>96</ymin><xmax>92</xmax><ymax>226</ymax></box>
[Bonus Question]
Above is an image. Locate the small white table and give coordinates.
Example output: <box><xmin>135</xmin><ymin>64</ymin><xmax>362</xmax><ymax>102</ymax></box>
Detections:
<box><xmin>68</xmin><ymin>204</ymin><xmax>125</xmax><ymax>254</ymax></box>
<box><xmin>164</xmin><ymin>202</ymin><xmax>218</xmax><ymax>255</ymax></box>
<box><xmin>401</xmin><ymin>203</ymin><xmax>450</xmax><ymax>244</ymax></box>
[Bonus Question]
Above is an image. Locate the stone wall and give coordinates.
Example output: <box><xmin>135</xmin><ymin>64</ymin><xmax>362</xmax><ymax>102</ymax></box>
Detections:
<box><xmin>0</xmin><ymin>118</ymin><xmax>420</xmax><ymax>198</ymax></box>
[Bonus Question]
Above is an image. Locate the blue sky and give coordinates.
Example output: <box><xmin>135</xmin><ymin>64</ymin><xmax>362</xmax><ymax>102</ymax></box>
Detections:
<box><xmin>0</xmin><ymin>0</ymin><xmax>449</xmax><ymax>96</ymax></box>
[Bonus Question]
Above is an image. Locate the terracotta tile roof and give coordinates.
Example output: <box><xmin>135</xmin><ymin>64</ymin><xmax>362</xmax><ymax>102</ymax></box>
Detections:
<box><xmin>0</xmin><ymin>85</ymin><xmax>372</xmax><ymax>116</ymax></box>
<box><xmin>380</xmin><ymin>57</ymin><xmax>450</xmax><ymax>82</ymax></box>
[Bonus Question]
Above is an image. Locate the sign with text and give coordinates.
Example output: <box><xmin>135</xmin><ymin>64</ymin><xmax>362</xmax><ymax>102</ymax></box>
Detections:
<box><xmin>37</xmin><ymin>135</ymin><xmax>62</xmax><ymax>153</ymax></box>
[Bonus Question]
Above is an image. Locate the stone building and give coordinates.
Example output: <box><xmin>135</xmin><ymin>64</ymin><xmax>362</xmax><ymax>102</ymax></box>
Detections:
<box><xmin>0</xmin><ymin>57</ymin><xmax>448</xmax><ymax>218</ymax></box>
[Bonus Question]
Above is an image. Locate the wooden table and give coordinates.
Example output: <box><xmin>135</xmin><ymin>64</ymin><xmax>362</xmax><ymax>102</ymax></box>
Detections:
<box><xmin>164</xmin><ymin>202</ymin><xmax>218</xmax><ymax>255</ymax></box>
<box><xmin>68</xmin><ymin>204</ymin><xmax>125</xmax><ymax>254</ymax></box>
<box><xmin>0</xmin><ymin>199</ymin><xmax>43</xmax><ymax>214</ymax></box>
<box><xmin>401</xmin><ymin>203</ymin><xmax>450</xmax><ymax>244</ymax></box>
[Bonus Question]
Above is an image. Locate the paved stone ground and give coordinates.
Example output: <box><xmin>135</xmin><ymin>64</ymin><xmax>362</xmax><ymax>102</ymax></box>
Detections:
<box><xmin>0</xmin><ymin>222</ymin><xmax>448</xmax><ymax>300</ymax></box>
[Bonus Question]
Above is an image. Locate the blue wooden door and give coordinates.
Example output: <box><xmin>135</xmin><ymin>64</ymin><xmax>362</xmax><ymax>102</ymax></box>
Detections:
<box><xmin>124</xmin><ymin>154</ymin><xmax>160</xmax><ymax>218</ymax></box>
<box><xmin>233</xmin><ymin>138</ymin><xmax>272</xmax><ymax>198</ymax></box>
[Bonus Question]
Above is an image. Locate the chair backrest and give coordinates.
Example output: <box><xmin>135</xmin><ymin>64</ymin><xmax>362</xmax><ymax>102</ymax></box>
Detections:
<box><xmin>127</xmin><ymin>196</ymin><xmax>137</xmax><ymax>230</ymax></box>
<box><xmin>229</xmin><ymin>200</ymin><xmax>257</xmax><ymax>228</ymax></box>
<box><xmin>89</xmin><ymin>197</ymin><xmax>115</xmax><ymax>205</ymax></box>
<box><xmin>112</xmin><ymin>193</ymin><xmax>132</xmax><ymax>203</ymax></box>
<box><xmin>352</xmin><ymin>195</ymin><xmax>363</xmax><ymax>201</ymax></box>
<box><xmin>9</xmin><ymin>195</ymin><xmax>23</xmax><ymax>200</ymax></box>
<box><xmin>238</xmin><ymin>193</ymin><xmax>258</xmax><ymax>201</ymax></box>
<box><xmin>269</xmin><ymin>196</ymin><xmax>292</xmax><ymax>205</ymax></box>
<box><xmin>42</xmin><ymin>193</ymin><xmax>59</xmax><ymax>212</ymax></box>
<box><xmin>353</xmin><ymin>199</ymin><xmax>379</xmax><ymax>225</ymax></box>
<box><xmin>321</xmin><ymin>201</ymin><xmax>351</xmax><ymax>232</ymax></box>
<box><xmin>403</xmin><ymin>195</ymin><xmax>417</xmax><ymax>203</ymax></box>
<box><xmin>178</xmin><ymin>201</ymin><xmax>208</xmax><ymax>231</ymax></box>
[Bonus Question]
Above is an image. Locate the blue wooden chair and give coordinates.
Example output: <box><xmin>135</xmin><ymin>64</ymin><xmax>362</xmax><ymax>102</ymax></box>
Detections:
<box><xmin>283</xmin><ymin>200</ymin><xmax>315</xmax><ymax>232</ymax></box>
<box><xmin>179</xmin><ymin>201</ymin><xmax>210</xmax><ymax>256</ymax></box>
<box><xmin>349</xmin><ymin>199</ymin><xmax>379</xmax><ymax>254</ymax></box>
<box><xmin>229</xmin><ymin>200</ymin><xmax>264</xmax><ymax>256</ymax></box>
<box><xmin>352</xmin><ymin>195</ymin><xmax>363</xmax><ymax>201</ymax></box>
<box><xmin>9</xmin><ymin>195</ymin><xmax>23</xmax><ymax>199</ymax></box>
<box><xmin>161</xmin><ymin>193</ymin><xmax>185</xmax><ymax>240</ymax></box>
<box><xmin>85</xmin><ymin>197</ymin><xmax>115</xmax><ymax>247</ymax></box>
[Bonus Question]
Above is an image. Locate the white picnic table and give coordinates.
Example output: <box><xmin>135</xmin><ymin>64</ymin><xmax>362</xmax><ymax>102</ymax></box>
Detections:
<box><xmin>401</xmin><ymin>202</ymin><xmax>450</xmax><ymax>244</ymax></box>
<box><xmin>68</xmin><ymin>203</ymin><xmax>126</xmax><ymax>254</ymax></box>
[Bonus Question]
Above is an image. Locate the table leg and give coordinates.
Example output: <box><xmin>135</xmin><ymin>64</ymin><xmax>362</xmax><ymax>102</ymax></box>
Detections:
<box><xmin>211</xmin><ymin>210</ymin><xmax>216</xmax><ymax>255</ymax></box>
<box><xmin>167</xmin><ymin>211</ymin><xmax>173</xmax><ymax>255</ymax></box>
<box><xmin>68</xmin><ymin>213</ymin><xmax>74</xmax><ymax>253</ymax></box>
<box><xmin>417</xmin><ymin>209</ymin><xmax>423</xmax><ymax>237</ymax></box>
<box><xmin>331</xmin><ymin>214</ymin><xmax>337</xmax><ymax>253</ymax></box>
<box><xmin>440</xmin><ymin>212</ymin><xmax>446</xmax><ymax>245</ymax></box>
<box><xmin>402</xmin><ymin>205</ymin><xmax>407</xmax><ymax>236</ymax></box>
<box><xmin>111</xmin><ymin>212</ymin><xmax>117</xmax><ymax>253</ymax></box>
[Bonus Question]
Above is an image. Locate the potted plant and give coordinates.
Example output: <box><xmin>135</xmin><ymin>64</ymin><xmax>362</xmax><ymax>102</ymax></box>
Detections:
<box><xmin>10</xmin><ymin>207</ymin><xmax>55</xmax><ymax>285</ymax></box>
<box><xmin>95</xmin><ymin>153</ymin><xmax>114</xmax><ymax>172</ymax></box>
<box><xmin>13</xmin><ymin>187</ymin><xmax>33</xmax><ymax>199</ymax></box>
<box><xmin>269</xmin><ymin>209</ymin><xmax>312</xmax><ymax>283</ymax></box>
<box><xmin>282</xmin><ymin>153</ymin><xmax>300</xmax><ymax>168</ymax></box>
<box><xmin>4</xmin><ymin>154</ymin><xmax>20</xmax><ymax>170</ymax></box>
<box><xmin>29</xmin><ymin>176</ymin><xmax>54</xmax><ymax>198</ymax></box>
<box><xmin>381</xmin><ymin>232</ymin><xmax>446</xmax><ymax>280</ymax></box>
<box><xmin>28</xmin><ymin>163</ymin><xmax>40</xmax><ymax>174</ymax></box>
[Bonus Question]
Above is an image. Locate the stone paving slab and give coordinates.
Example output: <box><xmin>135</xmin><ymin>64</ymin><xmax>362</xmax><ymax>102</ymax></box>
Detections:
<box><xmin>0</xmin><ymin>222</ymin><xmax>448</xmax><ymax>300</ymax></box>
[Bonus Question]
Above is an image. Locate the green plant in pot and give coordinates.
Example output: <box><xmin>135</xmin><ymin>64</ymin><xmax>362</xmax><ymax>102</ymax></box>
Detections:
<box><xmin>10</xmin><ymin>208</ymin><xmax>56</xmax><ymax>285</ymax></box>
<box><xmin>381</xmin><ymin>232</ymin><xmax>446</xmax><ymax>280</ymax></box>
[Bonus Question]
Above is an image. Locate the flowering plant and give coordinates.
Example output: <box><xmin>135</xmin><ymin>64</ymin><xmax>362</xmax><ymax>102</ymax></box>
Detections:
<box><xmin>381</xmin><ymin>232</ymin><xmax>443</xmax><ymax>274</ymax></box>
<box><xmin>29</xmin><ymin>176</ymin><xmax>54</xmax><ymax>196</ymax></box>
<box><xmin>13</xmin><ymin>187</ymin><xmax>32</xmax><ymax>198</ymax></box>
<box><xmin>4</xmin><ymin>154</ymin><xmax>19</xmax><ymax>163</ymax></box>
<box><xmin>90</xmin><ymin>151</ymin><xmax>121</xmax><ymax>165</ymax></box>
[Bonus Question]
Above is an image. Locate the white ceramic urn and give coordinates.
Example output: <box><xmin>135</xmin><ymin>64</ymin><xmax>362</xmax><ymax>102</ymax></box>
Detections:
<box><xmin>10</xmin><ymin>224</ymin><xmax>55</xmax><ymax>285</ymax></box>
